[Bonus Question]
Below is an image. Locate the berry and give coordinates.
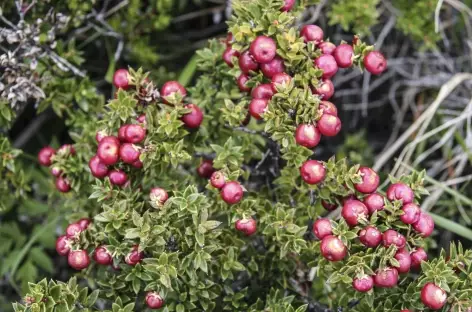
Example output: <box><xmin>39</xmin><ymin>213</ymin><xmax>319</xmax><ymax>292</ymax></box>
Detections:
<box><xmin>150</xmin><ymin>187</ymin><xmax>169</xmax><ymax>206</ymax></box>
<box><xmin>358</xmin><ymin>225</ymin><xmax>382</xmax><ymax>248</ymax></box>
<box><xmin>249</xmin><ymin>36</ymin><xmax>277</xmax><ymax>63</ymax></box>
<box><xmin>237</xmin><ymin>74</ymin><xmax>251</xmax><ymax>92</ymax></box>
<box><xmin>312</xmin><ymin>218</ymin><xmax>332</xmax><ymax>239</ymax></box>
<box><xmin>386</xmin><ymin>183</ymin><xmax>414</xmax><ymax>204</ymax></box>
<box><xmin>125</xmin><ymin>124</ymin><xmax>146</xmax><ymax>144</ymax></box>
<box><xmin>410</xmin><ymin>248</ymin><xmax>428</xmax><ymax>270</ymax></box>
<box><xmin>421</xmin><ymin>283</ymin><xmax>447</xmax><ymax>310</ymax></box>
<box><xmin>225</xmin><ymin>33</ymin><xmax>233</xmax><ymax>46</ymax></box>
<box><xmin>89</xmin><ymin>155</ymin><xmax>109</xmax><ymax>178</ymax></box>
<box><xmin>68</xmin><ymin>250</ymin><xmax>91</xmax><ymax>270</ymax></box>
<box><xmin>197</xmin><ymin>160</ymin><xmax>215</xmax><ymax>178</ymax></box>
<box><xmin>295</xmin><ymin>124</ymin><xmax>321</xmax><ymax>148</ymax></box>
<box><xmin>333</xmin><ymin>44</ymin><xmax>354</xmax><ymax>68</ymax></box>
<box><xmin>132</xmin><ymin>159</ymin><xmax>143</xmax><ymax>169</ymax></box>
<box><xmin>313</xmin><ymin>79</ymin><xmax>334</xmax><ymax>100</ymax></box>
<box><xmin>382</xmin><ymin>229</ymin><xmax>406</xmax><ymax>249</ymax></box>
<box><xmin>300</xmin><ymin>25</ymin><xmax>323</xmax><ymax>44</ymax></box>
<box><xmin>260</xmin><ymin>56</ymin><xmax>285</xmax><ymax>78</ymax></box>
<box><xmin>96</xmin><ymin>130</ymin><xmax>108</xmax><ymax>143</ymax></box>
<box><xmin>137</xmin><ymin>114</ymin><xmax>146</xmax><ymax>124</ymax></box>
<box><xmin>145</xmin><ymin>292</ymin><xmax>165</xmax><ymax>309</ymax></box>
<box><xmin>394</xmin><ymin>249</ymin><xmax>412</xmax><ymax>273</ymax></box>
<box><xmin>78</xmin><ymin>218</ymin><xmax>91</xmax><ymax>230</ymax></box>
<box><xmin>66</xmin><ymin>223</ymin><xmax>83</xmax><ymax>238</ymax></box>
<box><xmin>108</xmin><ymin>170</ymin><xmax>128</xmax><ymax>186</ymax></box>
<box><xmin>271</xmin><ymin>72</ymin><xmax>292</xmax><ymax>92</ymax></box>
<box><xmin>354</xmin><ymin>167</ymin><xmax>380</xmax><ymax>194</ymax></box>
<box><xmin>97</xmin><ymin>136</ymin><xmax>120</xmax><ymax>165</ymax></box>
<box><xmin>341</xmin><ymin>199</ymin><xmax>369</xmax><ymax>227</ymax></box>
<box><xmin>113</xmin><ymin>69</ymin><xmax>130</xmax><ymax>89</ymax></box>
<box><xmin>55</xmin><ymin>235</ymin><xmax>71</xmax><ymax>256</ymax></box>
<box><xmin>93</xmin><ymin>246</ymin><xmax>112</xmax><ymax>265</ymax></box>
<box><xmin>221</xmin><ymin>181</ymin><xmax>244</xmax><ymax>205</ymax></box>
<box><xmin>412</xmin><ymin>212</ymin><xmax>434</xmax><ymax>237</ymax></box>
<box><xmin>317</xmin><ymin>113</ymin><xmax>341</xmax><ymax>136</ymax></box>
<box><xmin>119</xmin><ymin>143</ymin><xmax>141</xmax><ymax>164</ymax></box>
<box><xmin>315</xmin><ymin>55</ymin><xmax>338</xmax><ymax>79</ymax></box>
<box><xmin>300</xmin><ymin>160</ymin><xmax>326</xmax><ymax>185</ymax></box>
<box><xmin>320</xmin><ymin>235</ymin><xmax>347</xmax><ymax>261</ymax></box>
<box><xmin>210</xmin><ymin>171</ymin><xmax>226</xmax><ymax>189</ymax></box>
<box><xmin>118</xmin><ymin>125</ymin><xmax>129</xmax><ymax>142</ymax></box>
<box><xmin>319</xmin><ymin>100</ymin><xmax>337</xmax><ymax>116</ymax></box>
<box><xmin>222</xmin><ymin>47</ymin><xmax>240</xmax><ymax>67</ymax></box>
<box><xmin>51</xmin><ymin>166</ymin><xmax>62</xmax><ymax>177</ymax></box>
<box><xmin>56</xmin><ymin>177</ymin><xmax>71</xmax><ymax>193</ymax></box>
<box><xmin>58</xmin><ymin>144</ymin><xmax>76</xmax><ymax>156</ymax></box>
<box><xmin>235</xmin><ymin>218</ymin><xmax>257</xmax><ymax>236</ymax></box>
<box><xmin>319</xmin><ymin>41</ymin><xmax>336</xmax><ymax>55</ymax></box>
<box><xmin>321</xmin><ymin>200</ymin><xmax>337</xmax><ymax>211</ymax></box>
<box><xmin>363</xmin><ymin>193</ymin><xmax>385</xmax><ymax>214</ymax></box>
<box><xmin>374</xmin><ymin>267</ymin><xmax>398</xmax><ymax>288</ymax></box>
<box><xmin>352</xmin><ymin>275</ymin><xmax>374</xmax><ymax>292</ymax></box>
<box><xmin>238</xmin><ymin>50</ymin><xmax>259</xmax><ymax>73</ymax></box>
<box><xmin>364</xmin><ymin>51</ymin><xmax>387</xmax><ymax>75</ymax></box>
<box><xmin>281</xmin><ymin>0</ymin><xmax>295</xmax><ymax>11</ymax></box>
<box><xmin>400</xmin><ymin>203</ymin><xmax>421</xmax><ymax>224</ymax></box>
<box><xmin>125</xmin><ymin>245</ymin><xmax>144</xmax><ymax>266</ymax></box>
<box><xmin>38</xmin><ymin>146</ymin><xmax>56</xmax><ymax>166</ymax></box>
<box><xmin>160</xmin><ymin>81</ymin><xmax>187</xmax><ymax>104</ymax></box>
<box><xmin>249</xmin><ymin>98</ymin><xmax>269</xmax><ymax>120</ymax></box>
<box><xmin>182</xmin><ymin>104</ymin><xmax>204</xmax><ymax>129</ymax></box>
<box><xmin>251</xmin><ymin>83</ymin><xmax>275</xmax><ymax>100</ymax></box>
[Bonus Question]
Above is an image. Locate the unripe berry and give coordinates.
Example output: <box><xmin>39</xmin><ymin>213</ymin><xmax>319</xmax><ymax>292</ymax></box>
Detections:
<box><xmin>295</xmin><ymin>124</ymin><xmax>321</xmax><ymax>148</ymax></box>
<box><xmin>394</xmin><ymin>249</ymin><xmax>412</xmax><ymax>273</ymax></box>
<box><xmin>160</xmin><ymin>81</ymin><xmax>187</xmax><ymax>104</ymax></box>
<box><xmin>352</xmin><ymin>275</ymin><xmax>374</xmax><ymax>292</ymax></box>
<box><xmin>374</xmin><ymin>267</ymin><xmax>398</xmax><ymax>288</ymax></box>
<box><xmin>66</xmin><ymin>223</ymin><xmax>83</xmax><ymax>238</ymax></box>
<box><xmin>312</xmin><ymin>218</ymin><xmax>332</xmax><ymax>239</ymax></box>
<box><xmin>354</xmin><ymin>167</ymin><xmax>379</xmax><ymax>194</ymax></box>
<box><xmin>145</xmin><ymin>291</ymin><xmax>165</xmax><ymax>309</ymax></box>
<box><xmin>94</xmin><ymin>246</ymin><xmax>113</xmax><ymax>265</ymax></box>
<box><xmin>89</xmin><ymin>155</ymin><xmax>109</xmax><ymax>178</ymax></box>
<box><xmin>221</xmin><ymin>181</ymin><xmax>244</xmax><ymax>205</ymax></box>
<box><xmin>400</xmin><ymin>203</ymin><xmax>421</xmax><ymax>224</ymax></box>
<box><xmin>386</xmin><ymin>183</ymin><xmax>414</xmax><ymax>204</ymax></box>
<box><xmin>382</xmin><ymin>229</ymin><xmax>406</xmax><ymax>249</ymax></box>
<box><xmin>238</xmin><ymin>50</ymin><xmax>259</xmax><ymax>74</ymax></box>
<box><xmin>320</xmin><ymin>235</ymin><xmax>347</xmax><ymax>262</ymax></box>
<box><xmin>251</xmin><ymin>83</ymin><xmax>275</xmax><ymax>100</ymax></box>
<box><xmin>97</xmin><ymin>136</ymin><xmax>120</xmax><ymax>165</ymax></box>
<box><xmin>317</xmin><ymin>113</ymin><xmax>341</xmax><ymax>136</ymax></box>
<box><xmin>51</xmin><ymin>166</ymin><xmax>62</xmax><ymax>177</ymax></box>
<box><xmin>119</xmin><ymin>143</ymin><xmax>141</xmax><ymax>164</ymax></box>
<box><xmin>358</xmin><ymin>225</ymin><xmax>382</xmax><ymax>248</ymax></box>
<box><xmin>315</xmin><ymin>55</ymin><xmax>338</xmax><ymax>79</ymax></box>
<box><xmin>197</xmin><ymin>160</ymin><xmax>215</xmax><ymax>178</ymax></box>
<box><xmin>237</xmin><ymin>74</ymin><xmax>251</xmax><ymax>92</ymax></box>
<box><xmin>113</xmin><ymin>69</ymin><xmax>129</xmax><ymax>89</ymax></box>
<box><xmin>300</xmin><ymin>25</ymin><xmax>323</xmax><ymax>44</ymax></box>
<box><xmin>210</xmin><ymin>171</ymin><xmax>226</xmax><ymax>189</ymax></box>
<box><xmin>342</xmin><ymin>199</ymin><xmax>369</xmax><ymax>227</ymax></box>
<box><xmin>319</xmin><ymin>100</ymin><xmax>338</xmax><ymax>116</ymax></box>
<box><xmin>118</xmin><ymin>125</ymin><xmax>129</xmax><ymax>142</ymax></box>
<box><xmin>271</xmin><ymin>72</ymin><xmax>291</xmax><ymax>92</ymax></box>
<box><xmin>333</xmin><ymin>44</ymin><xmax>354</xmax><ymax>68</ymax></box>
<box><xmin>125</xmin><ymin>124</ymin><xmax>146</xmax><ymax>143</ymax></box>
<box><xmin>108</xmin><ymin>169</ymin><xmax>128</xmax><ymax>186</ymax></box>
<box><xmin>300</xmin><ymin>160</ymin><xmax>326</xmax><ymax>185</ymax></box>
<box><xmin>410</xmin><ymin>248</ymin><xmax>428</xmax><ymax>270</ymax></box>
<box><xmin>182</xmin><ymin>104</ymin><xmax>204</xmax><ymax>129</ymax></box>
<box><xmin>222</xmin><ymin>47</ymin><xmax>240</xmax><ymax>67</ymax></box>
<box><xmin>260</xmin><ymin>56</ymin><xmax>285</xmax><ymax>78</ymax></box>
<box><xmin>318</xmin><ymin>41</ymin><xmax>336</xmax><ymax>55</ymax></box>
<box><xmin>281</xmin><ymin>0</ymin><xmax>295</xmax><ymax>11</ymax></box>
<box><xmin>364</xmin><ymin>51</ymin><xmax>387</xmax><ymax>75</ymax></box>
<box><xmin>78</xmin><ymin>218</ymin><xmax>91</xmax><ymax>230</ymax></box>
<box><xmin>412</xmin><ymin>212</ymin><xmax>434</xmax><ymax>237</ymax></box>
<box><xmin>56</xmin><ymin>177</ymin><xmax>71</xmax><ymax>193</ymax></box>
<box><xmin>421</xmin><ymin>283</ymin><xmax>447</xmax><ymax>310</ymax></box>
<box><xmin>68</xmin><ymin>250</ymin><xmax>90</xmax><ymax>270</ymax></box>
<box><xmin>313</xmin><ymin>79</ymin><xmax>334</xmax><ymax>100</ymax></box>
<box><xmin>363</xmin><ymin>193</ymin><xmax>385</xmax><ymax>214</ymax></box>
<box><xmin>249</xmin><ymin>98</ymin><xmax>269</xmax><ymax>120</ymax></box>
<box><xmin>96</xmin><ymin>130</ymin><xmax>108</xmax><ymax>143</ymax></box>
<box><xmin>55</xmin><ymin>235</ymin><xmax>71</xmax><ymax>256</ymax></box>
<box><xmin>321</xmin><ymin>200</ymin><xmax>337</xmax><ymax>211</ymax></box>
<box><xmin>235</xmin><ymin>218</ymin><xmax>257</xmax><ymax>236</ymax></box>
<box><xmin>125</xmin><ymin>245</ymin><xmax>144</xmax><ymax>266</ymax></box>
<box><xmin>250</xmin><ymin>36</ymin><xmax>277</xmax><ymax>63</ymax></box>
<box><xmin>38</xmin><ymin>146</ymin><xmax>55</xmax><ymax>166</ymax></box>
<box><xmin>150</xmin><ymin>187</ymin><xmax>169</xmax><ymax>206</ymax></box>
<box><xmin>137</xmin><ymin>114</ymin><xmax>146</xmax><ymax>124</ymax></box>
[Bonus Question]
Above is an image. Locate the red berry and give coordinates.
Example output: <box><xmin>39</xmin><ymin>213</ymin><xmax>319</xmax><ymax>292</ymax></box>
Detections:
<box><xmin>260</xmin><ymin>56</ymin><xmax>285</xmax><ymax>78</ymax></box>
<box><xmin>251</xmin><ymin>83</ymin><xmax>275</xmax><ymax>100</ymax></box>
<box><xmin>182</xmin><ymin>104</ymin><xmax>204</xmax><ymax>129</ymax></box>
<box><xmin>38</xmin><ymin>146</ymin><xmax>55</xmax><ymax>166</ymax></box>
<box><xmin>412</xmin><ymin>212</ymin><xmax>434</xmax><ymax>237</ymax></box>
<box><xmin>160</xmin><ymin>81</ymin><xmax>187</xmax><ymax>104</ymax></box>
<box><xmin>237</xmin><ymin>74</ymin><xmax>251</xmax><ymax>92</ymax></box>
<box><xmin>281</xmin><ymin>0</ymin><xmax>295</xmax><ymax>11</ymax></box>
<box><xmin>125</xmin><ymin>124</ymin><xmax>146</xmax><ymax>143</ymax></box>
<box><xmin>313</xmin><ymin>79</ymin><xmax>334</xmax><ymax>100</ymax></box>
<box><xmin>271</xmin><ymin>72</ymin><xmax>291</xmax><ymax>92</ymax></box>
<box><xmin>394</xmin><ymin>249</ymin><xmax>412</xmax><ymax>273</ymax></box>
<box><xmin>89</xmin><ymin>155</ymin><xmax>109</xmax><ymax>178</ymax></box>
<box><xmin>250</xmin><ymin>36</ymin><xmax>277</xmax><ymax>63</ymax></box>
<box><xmin>94</xmin><ymin>246</ymin><xmax>113</xmax><ymax>265</ymax></box>
<box><xmin>319</xmin><ymin>100</ymin><xmax>337</xmax><ymax>116</ymax></box>
<box><xmin>150</xmin><ymin>187</ymin><xmax>169</xmax><ymax>206</ymax></box>
<box><xmin>249</xmin><ymin>98</ymin><xmax>269</xmax><ymax>120</ymax></box>
<box><xmin>354</xmin><ymin>167</ymin><xmax>379</xmax><ymax>194</ymax></box>
<box><xmin>145</xmin><ymin>292</ymin><xmax>165</xmax><ymax>309</ymax></box>
<box><xmin>421</xmin><ymin>283</ymin><xmax>447</xmax><ymax>310</ymax></box>
<box><xmin>108</xmin><ymin>169</ymin><xmax>128</xmax><ymax>186</ymax></box>
<box><xmin>295</xmin><ymin>124</ymin><xmax>321</xmax><ymax>148</ymax></box>
<box><xmin>317</xmin><ymin>113</ymin><xmax>341</xmax><ymax>136</ymax></box>
<box><xmin>132</xmin><ymin>159</ymin><xmax>143</xmax><ymax>169</ymax></box>
<box><xmin>300</xmin><ymin>25</ymin><xmax>323</xmax><ymax>44</ymax></box>
<box><xmin>58</xmin><ymin>144</ymin><xmax>76</xmax><ymax>156</ymax></box>
<box><xmin>119</xmin><ymin>143</ymin><xmax>141</xmax><ymax>164</ymax></box>
<box><xmin>51</xmin><ymin>166</ymin><xmax>62</xmax><ymax>177</ymax></box>
<box><xmin>312</xmin><ymin>218</ymin><xmax>332</xmax><ymax>239</ymax></box>
<box><xmin>410</xmin><ymin>248</ymin><xmax>428</xmax><ymax>270</ymax></box>
<box><xmin>101</xmin><ymin>135</ymin><xmax>119</xmax><ymax>145</ymax></box>
<box><xmin>222</xmin><ymin>47</ymin><xmax>240</xmax><ymax>67</ymax></box>
<box><xmin>210</xmin><ymin>171</ymin><xmax>226</xmax><ymax>189</ymax></box>
<box><xmin>55</xmin><ymin>235</ymin><xmax>71</xmax><ymax>256</ymax></box>
<box><xmin>97</xmin><ymin>136</ymin><xmax>120</xmax><ymax>165</ymax></box>
<box><xmin>238</xmin><ymin>50</ymin><xmax>259</xmax><ymax>74</ymax></box>
<box><xmin>386</xmin><ymin>183</ymin><xmax>414</xmax><ymax>204</ymax></box>
<box><xmin>319</xmin><ymin>41</ymin><xmax>336</xmax><ymax>55</ymax></box>
<box><xmin>66</xmin><ymin>223</ymin><xmax>83</xmax><ymax>238</ymax></box>
<box><xmin>352</xmin><ymin>275</ymin><xmax>374</xmax><ymax>292</ymax></box>
<box><xmin>363</xmin><ymin>193</ymin><xmax>385</xmax><ymax>214</ymax></box>
<box><xmin>342</xmin><ymin>199</ymin><xmax>369</xmax><ymax>227</ymax></box>
<box><xmin>137</xmin><ymin>114</ymin><xmax>146</xmax><ymax>124</ymax></box>
<box><xmin>56</xmin><ymin>177</ymin><xmax>71</xmax><ymax>193</ymax></box>
<box><xmin>315</xmin><ymin>55</ymin><xmax>338</xmax><ymax>79</ymax></box>
<box><xmin>78</xmin><ymin>218</ymin><xmax>91</xmax><ymax>230</ymax></box>
<box><xmin>235</xmin><ymin>218</ymin><xmax>257</xmax><ymax>236</ymax></box>
<box><xmin>68</xmin><ymin>250</ymin><xmax>90</xmax><ymax>270</ymax></box>
<box><xmin>125</xmin><ymin>245</ymin><xmax>144</xmax><ymax>266</ymax></box>
<box><xmin>382</xmin><ymin>229</ymin><xmax>406</xmax><ymax>249</ymax></box>
<box><xmin>400</xmin><ymin>203</ymin><xmax>421</xmax><ymax>224</ymax></box>
<box><xmin>300</xmin><ymin>160</ymin><xmax>326</xmax><ymax>185</ymax></box>
<box><xmin>320</xmin><ymin>235</ymin><xmax>347</xmax><ymax>261</ymax></box>
<box><xmin>358</xmin><ymin>225</ymin><xmax>382</xmax><ymax>248</ymax></box>
<box><xmin>321</xmin><ymin>200</ymin><xmax>337</xmax><ymax>211</ymax></box>
<box><xmin>118</xmin><ymin>125</ymin><xmax>129</xmax><ymax>142</ymax></box>
<box><xmin>333</xmin><ymin>44</ymin><xmax>354</xmax><ymax>68</ymax></box>
<box><xmin>95</xmin><ymin>130</ymin><xmax>108</xmax><ymax>143</ymax></box>
<box><xmin>221</xmin><ymin>181</ymin><xmax>244</xmax><ymax>205</ymax></box>
<box><xmin>364</xmin><ymin>51</ymin><xmax>387</xmax><ymax>75</ymax></box>
<box><xmin>374</xmin><ymin>267</ymin><xmax>398</xmax><ymax>288</ymax></box>
<box><xmin>197</xmin><ymin>160</ymin><xmax>215</xmax><ymax>178</ymax></box>
<box><xmin>113</xmin><ymin>69</ymin><xmax>130</xmax><ymax>89</ymax></box>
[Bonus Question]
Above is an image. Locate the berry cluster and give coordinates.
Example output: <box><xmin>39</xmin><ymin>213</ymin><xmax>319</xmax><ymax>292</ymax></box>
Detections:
<box><xmin>55</xmin><ymin>218</ymin><xmax>92</xmax><ymax>270</ymax></box>
<box><xmin>38</xmin><ymin>144</ymin><xmax>76</xmax><ymax>192</ymax></box>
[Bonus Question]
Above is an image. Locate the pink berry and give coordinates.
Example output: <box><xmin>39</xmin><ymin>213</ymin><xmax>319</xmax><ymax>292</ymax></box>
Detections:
<box><xmin>160</xmin><ymin>81</ymin><xmax>187</xmax><ymax>104</ymax></box>
<box><xmin>222</xmin><ymin>48</ymin><xmax>240</xmax><ymax>67</ymax></box>
<box><xmin>412</xmin><ymin>212</ymin><xmax>434</xmax><ymax>237</ymax></box>
<box><xmin>197</xmin><ymin>159</ymin><xmax>215</xmax><ymax>179</ymax></box>
<box><xmin>319</xmin><ymin>100</ymin><xmax>338</xmax><ymax>116</ymax></box>
<box><xmin>132</xmin><ymin>159</ymin><xmax>143</xmax><ymax>169</ymax></box>
<box><xmin>150</xmin><ymin>187</ymin><xmax>169</xmax><ymax>206</ymax></box>
<box><xmin>221</xmin><ymin>181</ymin><xmax>244</xmax><ymax>205</ymax></box>
<box><xmin>113</xmin><ymin>69</ymin><xmax>130</xmax><ymax>89</ymax></box>
<box><xmin>68</xmin><ymin>250</ymin><xmax>90</xmax><ymax>270</ymax></box>
<box><xmin>400</xmin><ymin>203</ymin><xmax>421</xmax><ymax>224</ymax></box>
<box><xmin>315</xmin><ymin>55</ymin><xmax>338</xmax><ymax>79</ymax></box>
<box><xmin>300</xmin><ymin>25</ymin><xmax>323</xmax><ymax>44</ymax></box>
<box><xmin>295</xmin><ymin>124</ymin><xmax>321</xmax><ymax>148</ymax></box>
<box><xmin>317</xmin><ymin>113</ymin><xmax>341</xmax><ymax>136</ymax></box>
<box><xmin>66</xmin><ymin>223</ymin><xmax>83</xmax><ymax>238</ymax></box>
<box><xmin>237</xmin><ymin>74</ymin><xmax>251</xmax><ymax>92</ymax></box>
<box><xmin>410</xmin><ymin>248</ymin><xmax>428</xmax><ymax>270</ymax></box>
<box><xmin>260</xmin><ymin>56</ymin><xmax>285</xmax><ymax>78</ymax></box>
<box><xmin>363</xmin><ymin>193</ymin><xmax>385</xmax><ymax>214</ymax></box>
<box><xmin>300</xmin><ymin>160</ymin><xmax>326</xmax><ymax>185</ymax></box>
<box><xmin>38</xmin><ymin>146</ymin><xmax>56</xmax><ymax>166</ymax></box>
<box><xmin>382</xmin><ymin>229</ymin><xmax>406</xmax><ymax>249</ymax></box>
<box><xmin>125</xmin><ymin>124</ymin><xmax>146</xmax><ymax>144</ymax></box>
<box><xmin>280</xmin><ymin>0</ymin><xmax>295</xmax><ymax>11</ymax></box>
<box><xmin>182</xmin><ymin>104</ymin><xmax>204</xmax><ymax>129</ymax></box>
<box><xmin>364</xmin><ymin>51</ymin><xmax>387</xmax><ymax>75</ymax></box>
<box><xmin>125</xmin><ymin>245</ymin><xmax>144</xmax><ymax>266</ymax></box>
<box><xmin>352</xmin><ymin>275</ymin><xmax>374</xmax><ymax>292</ymax></box>
<box><xmin>333</xmin><ymin>44</ymin><xmax>354</xmax><ymax>68</ymax></box>
<box><xmin>271</xmin><ymin>72</ymin><xmax>292</xmax><ymax>92</ymax></box>
<box><xmin>97</xmin><ymin>136</ymin><xmax>120</xmax><ymax>165</ymax></box>
<box><xmin>88</xmin><ymin>155</ymin><xmax>108</xmax><ymax>178</ymax></box>
<box><xmin>320</xmin><ymin>235</ymin><xmax>347</xmax><ymax>261</ymax></box>
<box><xmin>94</xmin><ymin>246</ymin><xmax>113</xmax><ymax>265</ymax></box>
<box><xmin>108</xmin><ymin>170</ymin><xmax>128</xmax><ymax>186</ymax></box>
<box><xmin>421</xmin><ymin>283</ymin><xmax>447</xmax><ymax>310</ymax></box>
<box><xmin>235</xmin><ymin>218</ymin><xmax>257</xmax><ymax>236</ymax></box>
<box><xmin>238</xmin><ymin>50</ymin><xmax>259</xmax><ymax>74</ymax></box>
<box><xmin>96</xmin><ymin>130</ymin><xmax>108</xmax><ymax>143</ymax></box>
<box><xmin>374</xmin><ymin>267</ymin><xmax>398</xmax><ymax>288</ymax></box>
<box><xmin>321</xmin><ymin>200</ymin><xmax>337</xmax><ymax>211</ymax></box>
<box><xmin>250</xmin><ymin>36</ymin><xmax>277</xmax><ymax>64</ymax></box>
<box><xmin>248</xmin><ymin>98</ymin><xmax>269</xmax><ymax>120</ymax></box>
<box><xmin>251</xmin><ymin>83</ymin><xmax>275</xmax><ymax>100</ymax></box>
<box><xmin>312</xmin><ymin>218</ymin><xmax>332</xmax><ymax>239</ymax></box>
<box><xmin>119</xmin><ymin>143</ymin><xmax>140</xmax><ymax>164</ymax></box>
<box><xmin>118</xmin><ymin>125</ymin><xmax>129</xmax><ymax>142</ymax></box>
<box><xmin>342</xmin><ymin>199</ymin><xmax>369</xmax><ymax>227</ymax></box>
<box><xmin>386</xmin><ymin>183</ymin><xmax>414</xmax><ymax>204</ymax></box>
<box><xmin>358</xmin><ymin>225</ymin><xmax>382</xmax><ymax>248</ymax></box>
<box><xmin>145</xmin><ymin>291</ymin><xmax>165</xmax><ymax>309</ymax></box>
<box><xmin>394</xmin><ymin>249</ymin><xmax>412</xmax><ymax>273</ymax></box>
<box><xmin>55</xmin><ymin>235</ymin><xmax>71</xmax><ymax>256</ymax></box>
<box><xmin>210</xmin><ymin>171</ymin><xmax>226</xmax><ymax>189</ymax></box>
<box><xmin>51</xmin><ymin>166</ymin><xmax>62</xmax><ymax>177</ymax></box>
<box><xmin>354</xmin><ymin>167</ymin><xmax>379</xmax><ymax>194</ymax></box>
<box><xmin>313</xmin><ymin>79</ymin><xmax>334</xmax><ymax>100</ymax></box>
<box><xmin>56</xmin><ymin>177</ymin><xmax>71</xmax><ymax>193</ymax></box>
<box><xmin>78</xmin><ymin>218</ymin><xmax>91</xmax><ymax>230</ymax></box>
<box><xmin>319</xmin><ymin>41</ymin><xmax>336</xmax><ymax>55</ymax></box>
